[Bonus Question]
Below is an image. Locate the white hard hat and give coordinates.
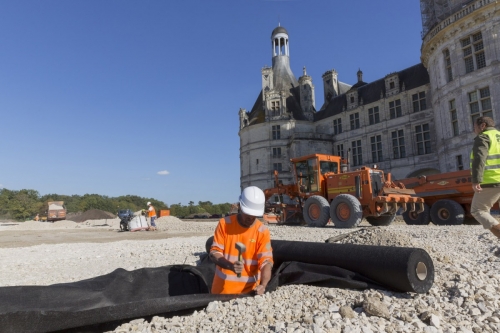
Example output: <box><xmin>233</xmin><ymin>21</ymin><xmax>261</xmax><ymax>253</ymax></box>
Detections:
<box><xmin>239</xmin><ymin>186</ymin><xmax>265</xmax><ymax>217</ymax></box>
<box><xmin>147</xmin><ymin>202</ymin><xmax>151</xmax><ymax>205</ymax></box>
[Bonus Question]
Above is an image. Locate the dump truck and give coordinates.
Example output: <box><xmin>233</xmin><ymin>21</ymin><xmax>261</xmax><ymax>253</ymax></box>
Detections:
<box><xmin>47</xmin><ymin>201</ymin><xmax>67</xmax><ymax>222</ymax></box>
<box><xmin>397</xmin><ymin>169</ymin><xmax>498</xmax><ymax>225</ymax></box>
<box><xmin>263</xmin><ymin>153</ymin><xmax>425</xmax><ymax>228</ymax></box>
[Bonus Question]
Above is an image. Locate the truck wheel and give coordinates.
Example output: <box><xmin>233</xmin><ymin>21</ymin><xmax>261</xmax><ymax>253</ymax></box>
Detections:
<box><xmin>430</xmin><ymin>199</ymin><xmax>464</xmax><ymax>226</ymax></box>
<box><xmin>365</xmin><ymin>213</ymin><xmax>396</xmax><ymax>226</ymax></box>
<box><xmin>303</xmin><ymin>195</ymin><xmax>330</xmax><ymax>227</ymax></box>
<box><xmin>402</xmin><ymin>203</ymin><xmax>430</xmax><ymax>225</ymax></box>
<box><xmin>330</xmin><ymin>194</ymin><xmax>363</xmax><ymax>228</ymax></box>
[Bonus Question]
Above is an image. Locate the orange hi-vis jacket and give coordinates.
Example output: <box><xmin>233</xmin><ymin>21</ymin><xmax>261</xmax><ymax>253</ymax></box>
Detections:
<box><xmin>210</xmin><ymin>215</ymin><xmax>273</xmax><ymax>294</ymax></box>
<box><xmin>149</xmin><ymin>205</ymin><xmax>156</xmax><ymax>218</ymax></box>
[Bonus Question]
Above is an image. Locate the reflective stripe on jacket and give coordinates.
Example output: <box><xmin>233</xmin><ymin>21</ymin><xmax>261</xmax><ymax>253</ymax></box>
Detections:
<box><xmin>210</xmin><ymin>215</ymin><xmax>273</xmax><ymax>294</ymax></box>
<box><xmin>471</xmin><ymin>129</ymin><xmax>500</xmax><ymax>184</ymax></box>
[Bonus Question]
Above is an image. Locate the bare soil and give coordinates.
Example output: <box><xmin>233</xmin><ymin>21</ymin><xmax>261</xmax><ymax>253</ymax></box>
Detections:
<box><xmin>0</xmin><ymin>228</ymin><xmax>206</xmax><ymax>249</ymax></box>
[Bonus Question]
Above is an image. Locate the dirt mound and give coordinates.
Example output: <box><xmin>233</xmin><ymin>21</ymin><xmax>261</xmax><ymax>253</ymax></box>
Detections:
<box><xmin>69</xmin><ymin>209</ymin><xmax>116</xmax><ymax>223</ymax></box>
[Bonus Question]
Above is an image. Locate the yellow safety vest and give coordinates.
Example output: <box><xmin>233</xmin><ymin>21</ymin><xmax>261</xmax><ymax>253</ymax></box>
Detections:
<box><xmin>471</xmin><ymin>129</ymin><xmax>500</xmax><ymax>184</ymax></box>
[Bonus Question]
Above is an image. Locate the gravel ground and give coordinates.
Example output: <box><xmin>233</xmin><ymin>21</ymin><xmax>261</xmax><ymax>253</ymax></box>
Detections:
<box><xmin>1</xmin><ymin>216</ymin><xmax>500</xmax><ymax>333</ymax></box>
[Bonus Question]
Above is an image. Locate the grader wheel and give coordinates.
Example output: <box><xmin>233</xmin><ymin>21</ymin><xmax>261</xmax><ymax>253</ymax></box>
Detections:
<box><xmin>330</xmin><ymin>194</ymin><xmax>363</xmax><ymax>228</ymax></box>
<box><xmin>303</xmin><ymin>196</ymin><xmax>330</xmax><ymax>227</ymax></box>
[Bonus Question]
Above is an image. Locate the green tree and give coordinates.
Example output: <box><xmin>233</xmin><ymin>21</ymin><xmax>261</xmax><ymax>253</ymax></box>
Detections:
<box><xmin>9</xmin><ymin>189</ymin><xmax>42</xmax><ymax>220</ymax></box>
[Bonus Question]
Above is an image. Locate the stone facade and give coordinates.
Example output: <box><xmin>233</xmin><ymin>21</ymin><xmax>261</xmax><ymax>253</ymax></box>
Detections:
<box><xmin>421</xmin><ymin>0</ymin><xmax>500</xmax><ymax>174</ymax></box>
<box><xmin>239</xmin><ymin>1</ymin><xmax>500</xmax><ymax>191</ymax></box>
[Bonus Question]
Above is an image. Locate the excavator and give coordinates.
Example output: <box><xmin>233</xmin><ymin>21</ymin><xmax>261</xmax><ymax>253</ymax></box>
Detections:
<box><xmin>263</xmin><ymin>154</ymin><xmax>425</xmax><ymax>228</ymax></box>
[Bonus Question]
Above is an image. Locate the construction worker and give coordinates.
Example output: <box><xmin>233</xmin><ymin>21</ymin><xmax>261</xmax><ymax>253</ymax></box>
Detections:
<box><xmin>470</xmin><ymin>116</ymin><xmax>500</xmax><ymax>239</ymax></box>
<box><xmin>209</xmin><ymin>186</ymin><xmax>273</xmax><ymax>295</ymax></box>
<box><xmin>147</xmin><ymin>202</ymin><xmax>157</xmax><ymax>229</ymax></box>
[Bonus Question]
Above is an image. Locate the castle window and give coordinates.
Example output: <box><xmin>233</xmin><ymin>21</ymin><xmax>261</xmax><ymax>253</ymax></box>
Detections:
<box><xmin>415</xmin><ymin>124</ymin><xmax>431</xmax><ymax>155</ymax></box>
<box><xmin>389</xmin><ymin>82</ymin><xmax>395</xmax><ymax>89</ymax></box>
<box><xmin>350</xmin><ymin>96</ymin><xmax>355</xmax><ymax>103</ymax></box>
<box><xmin>456</xmin><ymin>155</ymin><xmax>463</xmax><ymax>171</ymax></box>
<box><xmin>333</xmin><ymin>118</ymin><xmax>342</xmax><ymax>134</ymax></box>
<box><xmin>351</xmin><ymin>140</ymin><xmax>362</xmax><ymax>166</ymax></box>
<box><xmin>368</xmin><ymin>107</ymin><xmax>380</xmax><ymax>125</ymax></box>
<box><xmin>273</xmin><ymin>163</ymin><xmax>282</xmax><ymax>172</ymax></box>
<box><xmin>462</xmin><ymin>31</ymin><xmax>486</xmax><ymax>74</ymax></box>
<box><xmin>272</xmin><ymin>125</ymin><xmax>281</xmax><ymax>140</ymax></box>
<box><xmin>256</xmin><ymin>159</ymin><xmax>259</xmax><ymax>165</ymax></box>
<box><xmin>370</xmin><ymin>135</ymin><xmax>383</xmax><ymax>163</ymax></box>
<box><xmin>392</xmin><ymin>130</ymin><xmax>406</xmax><ymax>159</ymax></box>
<box><xmin>336</xmin><ymin>144</ymin><xmax>344</xmax><ymax>158</ymax></box>
<box><xmin>468</xmin><ymin>87</ymin><xmax>492</xmax><ymax>123</ymax></box>
<box><xmin>271</xmin><ymin>101</ymin><xmax>280</xmax><ymax>117</ymax></box>
<box><xmin>444</xmin><ymin>49</ymin><xmax>453</xmax><ymax>82</ymax></box>
<box><xmin>389</xmin><ymin>99</ymin><xmax>402</xmax><ymax>119</ymax></box>
<box><xmin>350</xmin><ymin>113</ymin><xmax>360</xmax><ymax>130</ymax></box>
<box><xmin>449</xmin><ymin>99</ymin><xmax>458</xmax><ymax>136</ymax></box>
<box><xmin>412</xmin><ymin>92</ymin><xmax>426</xmax><ymax>112</ymax></box>
<box><xmin>272</xmin><ymin>147</ymin><xmax>281</xmax><ymax>158</ymax></box>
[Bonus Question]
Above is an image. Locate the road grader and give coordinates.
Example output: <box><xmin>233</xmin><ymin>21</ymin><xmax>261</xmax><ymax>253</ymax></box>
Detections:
<box><xmin>263</xmin><ymin>154</ymin><xmax>425</xmax><ymax>228</ymax></box>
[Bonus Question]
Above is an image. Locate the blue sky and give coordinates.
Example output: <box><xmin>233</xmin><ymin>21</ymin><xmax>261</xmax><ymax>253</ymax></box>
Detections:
<box><xmin>0</xmin><ymin>0</ymin><xmax>423</xmax><ymax>206</ymax></box>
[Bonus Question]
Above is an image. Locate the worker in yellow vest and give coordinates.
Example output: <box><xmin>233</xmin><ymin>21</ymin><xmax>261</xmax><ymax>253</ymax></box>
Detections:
<box><xmin>470</xmin><ymin>116</ymin><xmax>500</xmax><ymax>238</ymax></box>
<box><xmin>209</xmin><ymin>186</ymin><xmax>273</xmax><ymax>295</ymax></box>
<box><xmin>147</xmin><ymin>202</ymin><xmax>157</xmax><ymax>230</ymax></box>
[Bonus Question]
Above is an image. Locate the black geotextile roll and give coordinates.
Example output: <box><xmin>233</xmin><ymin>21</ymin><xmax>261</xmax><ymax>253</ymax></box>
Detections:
<box><xmin>270</xmin><ymin>239</ymin><xmax>434</xmax><ymax>294</ymax></box>
<box><xmin>0</xmin><ymin>264</ymin><xmax>240</xmax><ymax>333</ymax></box>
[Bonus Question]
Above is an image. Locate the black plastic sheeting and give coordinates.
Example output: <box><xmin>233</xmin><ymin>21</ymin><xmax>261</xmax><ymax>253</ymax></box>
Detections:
<box><xmin>0</xmin><ymin>239</ymin><xmax>434</xmax><ymax>333</ymax></box>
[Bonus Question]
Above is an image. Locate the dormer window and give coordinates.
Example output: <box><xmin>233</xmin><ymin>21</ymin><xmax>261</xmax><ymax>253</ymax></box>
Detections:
<box><xmin>350</xmin><ymin>96</ymin><xmax>354</xmax><ymax>103</ymax></box>
<box><xmin>271</xmin><ymin>101</ymin><xmax>280</xmax><ymax>117</ymax></box>
<box><xmin>385</xmin><ymin>74</ymin><xmax>399</xmax><ymax>95</ymax></box>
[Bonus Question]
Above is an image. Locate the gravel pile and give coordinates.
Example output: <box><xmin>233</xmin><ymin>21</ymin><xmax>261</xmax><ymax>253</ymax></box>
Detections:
<box><xmin>1</xmin><ymin>220</ymin><xmax>500</xmax><ymax>333</ymax></box>
<box><xmin>9</xmin><ymin>220</ymin><xmax>82</xmax><ymax>230</ymax></box>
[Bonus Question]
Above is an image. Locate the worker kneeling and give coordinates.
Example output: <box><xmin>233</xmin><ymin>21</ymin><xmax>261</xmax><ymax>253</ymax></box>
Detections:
<box><xmin>209</xmin><ymin>186</ymin><xmax>273</xmax><ymax>295</ymax></box>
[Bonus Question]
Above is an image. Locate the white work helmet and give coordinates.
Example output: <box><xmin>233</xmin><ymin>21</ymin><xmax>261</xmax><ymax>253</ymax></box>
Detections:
<box><xmin>147</xmin><ymin>202</ymin><xmax>151</xmax><ymax>205</ymax></box>
<box><xmin>239</xmin><ymin>186</ymin><xmax>265</xmax><ymax>217</ymax></box>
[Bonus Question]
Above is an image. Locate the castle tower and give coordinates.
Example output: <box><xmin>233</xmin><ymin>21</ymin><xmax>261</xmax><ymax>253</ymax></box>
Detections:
<box><xmin>299</xmin><ymin>66</ymin><xmax>315</xmax><ymax>120</ymax></box>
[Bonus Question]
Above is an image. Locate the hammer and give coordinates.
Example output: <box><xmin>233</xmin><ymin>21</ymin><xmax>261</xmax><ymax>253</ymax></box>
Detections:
<box><xmin>235</xmin><ymin>242</ymin><xmax>246</xmax><ymax>278</ymax></box>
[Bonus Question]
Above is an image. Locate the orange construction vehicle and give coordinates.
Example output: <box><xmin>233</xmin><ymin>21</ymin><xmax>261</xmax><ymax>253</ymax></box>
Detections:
<box><xmin>263</xmin><ymin>154</ymin><xmax>424</xmax><ymax>228</ymax></box>
<box><xmin>397</xmin><ymin>169</ymin><xmax>498</xmax><ymax>225</ymax></box>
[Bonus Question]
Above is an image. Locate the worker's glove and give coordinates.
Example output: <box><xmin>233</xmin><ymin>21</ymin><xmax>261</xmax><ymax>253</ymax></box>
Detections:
<box><xmin>232</xmin><ymin>261</ymin><xmax>243</xmax><ymax>274</ymax></box>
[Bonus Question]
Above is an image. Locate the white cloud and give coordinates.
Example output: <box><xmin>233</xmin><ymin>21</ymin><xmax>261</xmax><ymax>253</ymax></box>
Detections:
<box><xmin>157</xmin><ymin>170</ymin><xmax>170</xmax><ymax>175</ymax></box>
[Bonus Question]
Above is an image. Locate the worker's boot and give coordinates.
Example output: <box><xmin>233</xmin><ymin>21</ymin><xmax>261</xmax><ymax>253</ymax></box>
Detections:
<box><xmin>490</xmin><ymin>224</ymin><xmax>500</xmax><ymax>239</ymax></box>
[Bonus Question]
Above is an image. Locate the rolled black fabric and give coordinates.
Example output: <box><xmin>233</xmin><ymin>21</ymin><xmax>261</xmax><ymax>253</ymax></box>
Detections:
<box><xmin>271</xmin><ymin>240</ymin><xmax>434</xmax><ymax>293</ymax></box>
<box><xmin>0</xmin><ymin>265</ymin><xmax>238</xmax><ymax>333</ymax></box>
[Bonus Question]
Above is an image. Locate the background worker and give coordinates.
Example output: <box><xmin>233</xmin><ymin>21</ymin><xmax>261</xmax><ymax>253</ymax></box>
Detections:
<box><xmin>209</xmin><ymin>186</ymin><xmax>273</xmax><ymax>295</ymax></box>
<box><xmin>470</xmin><ymin>116</ymin><xmax>500</xmax><ymax>239</ymax></box>
<box><xmin>147</xmin><ymin>202</ymin><xmax>157</xmax><ymax>229</ymax></box>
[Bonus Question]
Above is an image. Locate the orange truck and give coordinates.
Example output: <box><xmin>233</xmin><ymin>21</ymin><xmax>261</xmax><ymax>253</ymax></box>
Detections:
<box><xmin>263</xmin><ymin>154</ymin><xmax>424</xmax><ymax>228</ymax></box>
<box><xmin>47</xmin><ymin>201</ymin><xmax>67</xmax><ymax>222</ymax></box>
<box><xmin>397</xmin><ymin>169</ymin><xmax>498</xmax><ymax>225</ymax></box>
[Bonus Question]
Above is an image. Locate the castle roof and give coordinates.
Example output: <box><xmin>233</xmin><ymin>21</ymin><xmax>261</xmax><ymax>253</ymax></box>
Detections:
<box><xmin>246</xmin><ymin>56</ymin><xmax>309</xmax><ymax>125</ymax></box>
<box><xmin>272</xmin><ymin>26</ymin><xmax>288</xmax><ymax>37</ymax></box>
<box><xmin>314</xmin><ymin>63</ymin><xmax>429</xmax><ymax>121</ymax></box>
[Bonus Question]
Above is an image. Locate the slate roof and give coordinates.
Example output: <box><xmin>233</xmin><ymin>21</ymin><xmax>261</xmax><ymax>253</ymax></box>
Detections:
<box><xmin>314</xmin><ymin>63</ymin><xmax>429</xmax><ymax>121</ymax></box>
<box><xmin>247</xmin><ymin>56</ymin><xmax>309</xmax><ymax>125</ymax></box>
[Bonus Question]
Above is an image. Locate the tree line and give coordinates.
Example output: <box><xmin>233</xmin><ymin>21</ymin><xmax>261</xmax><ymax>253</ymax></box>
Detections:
<box><xmin>0</xmin><ymin>188</ymin><xmax>233</xmax><ymax>221</ymax></box>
